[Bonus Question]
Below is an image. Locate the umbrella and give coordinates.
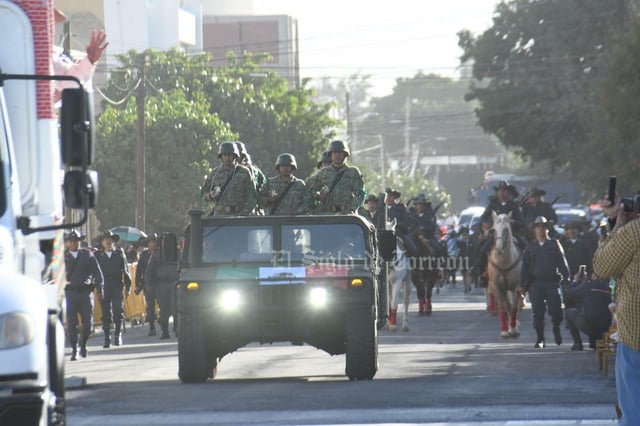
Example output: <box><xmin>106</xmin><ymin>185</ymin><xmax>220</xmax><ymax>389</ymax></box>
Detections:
<box><xmin>109</xmin><ymin>226</ymin><xmax>147</xmax><ymax>243</ymax></box>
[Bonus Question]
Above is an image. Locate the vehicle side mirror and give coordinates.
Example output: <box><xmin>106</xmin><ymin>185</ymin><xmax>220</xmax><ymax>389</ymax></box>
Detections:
<box><xmin>60</xmin><ymin>88</ymin><xmax>94</xmax><ymax>167</ymax></box>
<box><xmin>377</xmin><ymin>230</ymin><xmax>396</xmax><ymax>261</ymax></box>
<box><xmin>161</xmin><ymin>233</ymin><xmax>179</xmax><ymax>263</ymax></box>
<box><xmin>63</xmin><ymin>170</ymin><xmax>98</xmax><ymax>209</ymax></box>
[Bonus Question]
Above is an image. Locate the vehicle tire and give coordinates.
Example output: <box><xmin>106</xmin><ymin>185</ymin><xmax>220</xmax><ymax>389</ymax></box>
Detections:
<box><xmin>48</xmin><ymin>314</ymin><xmax>65</xmax><ymax>425</ymax></box>
<box><xmin>178</xmin><ymin>312</ymin><xmax>209</xmax><ymax>383</ymax></box>
<box><xmin>345</xmin><ymin>306</ymin><xmax>378</xmax><ymax>380</ymax></box>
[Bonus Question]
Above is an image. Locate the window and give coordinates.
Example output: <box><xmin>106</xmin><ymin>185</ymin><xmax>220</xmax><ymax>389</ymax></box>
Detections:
<box><xmin>202</xmin><ymin>225</ymin><xmax>273</xmax><ymax>262</ymax></box>
<box><xmin>281</xmin><ymin>224</ymin><xmax>367</xmax><ymax>262</ymax></box>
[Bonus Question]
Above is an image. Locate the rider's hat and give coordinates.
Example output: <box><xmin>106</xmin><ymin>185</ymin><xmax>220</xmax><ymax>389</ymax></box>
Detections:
<box><xmin>493</xmin><ymin>180</ymin><xmax>510</xmax><ymax>191</ymax></box>
<box><xmin>98</xmin><ymin>230</ymin><xmax>120</xmax><ymax>243</ymax></box>
<box><xmin>365</xmin><ymin>194</ymin><xmax>378</xmax><ymax>203</ymax></box>
<box><xmin>531</xmin><ymin>216</ymin><xmax>552</xmax><ymax>228</ymax></box>
<box><xmin>414</xmin><ymin>194</ymin><xmax>430</xmax><ymax>206</ymax></box>
<box><xmin>385</xmin><ymin>187</ymin><xmax>401</xmax><ymax>199</ymax></box>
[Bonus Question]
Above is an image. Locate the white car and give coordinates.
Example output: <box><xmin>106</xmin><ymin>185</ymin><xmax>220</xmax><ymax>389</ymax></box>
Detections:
<box><xmin>457</xmin><ymin>206</ymin><xmax>485</xmax><ymax>234</ymax></box>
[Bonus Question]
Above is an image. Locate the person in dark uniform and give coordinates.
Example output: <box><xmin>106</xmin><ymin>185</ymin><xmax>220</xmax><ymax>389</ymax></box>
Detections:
<box><xmin>521</xmin><ymin>216</ymin><xmax>571</xmax><ymax>348</ymax></box>
<box><xmin>64</xmin><ymin>231</ymin><xmax>103</xmax><ymax>361</ymax></box>
<box><xmin>564</xmin><ymin>273</ymin><xmax>612</xmax><ymax>351</ymax></box>
<box><xmin>359</xmin><ymin>194</ymin><xmax>379</xmax><ymax>225</ymax></box>
<box><xmin>476</xmin><ymin>180</ymin><xmax>527</xmax><ymax>276</ymax></box>
<box><xmin>456</xmin><ymin>226</ymin><xmax>476</xmax><ymax>293</ymax></box>
<box><xmin>134</xmin><ymin>233</ymin><xmax>159</xmax><ymax>336</ymax></box>
<box><xmin>95</xmin><ymin>230</ymin><xmax>132</xmax><ymax>348</ymax></box>
<box><xmin>522</xmin><ymin>188</ymin><xmax>557</xmax><ymax>228</ymax></box>
<box><xmin>408</xmin><ymin>194</ymin><xmax>436</xmax><ymax>238</ymax></box>
<box><xmin>146</xmin><ymin>233</ymin><xmax>180</xmax><ymax>339</ymax></box>
<box><xmin>385</xmin><ymin>188</ymin><xmax>409</xmax><ymax>228</ymax></box>
<box><xmin>560</xmin><ymin>220</ymin><xmax>593</xmax><ymax>276</ymax></box>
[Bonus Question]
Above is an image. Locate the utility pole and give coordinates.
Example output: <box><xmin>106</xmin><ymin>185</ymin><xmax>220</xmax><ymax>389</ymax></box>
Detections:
<box><xmin>135</xmin><ymin>52</ymin><xmax>146</xmax><ymax>231</ymax></box>
<box><xmin>404</xmin><ymin>96</ymin><xmax>411</xmax><ymax>168</ymax></box>
<box><xmin>380</xmin><ymin>135</ymin><xmax>386</xmax><ymax>189</ymax></box>
<box><xmin>346</xmin><ymin>91</ymin><xmax>354</xmax><ymax>151</ymax></box>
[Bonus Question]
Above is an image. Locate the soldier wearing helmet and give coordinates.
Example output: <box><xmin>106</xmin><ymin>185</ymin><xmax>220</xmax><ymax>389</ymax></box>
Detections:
<box><xmin>317</xmin><ymin>151</ymin><xmax>331</xmax><ymax>169</ymax></box>
<box><xmin>200</xmin><ymin>141</ymin><xmax>257</xmax><ymax>216</ymax></box>
<box><xmin>260</xmin><ymin>153</ymin><xmax>310</xmax><ymax>215</ymax></box>
<box><xmin>235</xmin><ymin>141</ymin><xmax>267</xmax><ymax>214</ymax></box>
<box><xmin>306</xmin><ymin>140</ymin><xmax>365</xmax><ymax>214</ymax></box>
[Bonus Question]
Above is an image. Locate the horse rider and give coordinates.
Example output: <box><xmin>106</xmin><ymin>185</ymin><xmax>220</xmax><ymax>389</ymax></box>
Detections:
<box><xmin>385</xmin><ymin>188</ymin><xmax>409</xmax><ymax>228</ymax></box>
<box><xmin>522</xmin><ymin>187</ymin><xmax>557</xmax><ymax>238</ymax></box>
<box><xmin>200</xmin><ymin>141</ymin><xmax>257</xmax><ymax>216</ymax></box>
<box><xmin>235</xmin><ymin>141</ymin><xmax>267</xmax><ymax>214</ymax></box>
<box><xmin>64</xmin><ymin>230</ymin><xmax>104</xmax><ymax>361</ymax></box>
<box><xmin>359</xmin><ymin>194</ymin><xmax>379</xmax><ymax>225</ymax></box>
<box><xmin>521</xmin><ymin>216</ymin><xmax>571</xmax><ymax>348</ymax></box>
<box><xmin>261</xmin><ymin>153</ymin><xmax>309</xmax><ymax>215</ymax></box>
<box><xmin>560</xmin><ymin>220</ymin><xmax>593</xmax><ymax>277</ymax></box>
<box><xmin>476</xmin><ymin>180</ymin><xmax>528</xmax><ymax>278</ymax></box>
<box><xmin>306</xmin><ymin>140</ymin><xmax>365</xmax><ymax>214</ymax></box>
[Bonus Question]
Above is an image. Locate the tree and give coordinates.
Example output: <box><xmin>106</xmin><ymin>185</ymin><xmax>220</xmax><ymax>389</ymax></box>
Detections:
<box><xmin>458</xmin><ymin>0</ymin><xmax>628</xmax><ymax>195</ymax></box>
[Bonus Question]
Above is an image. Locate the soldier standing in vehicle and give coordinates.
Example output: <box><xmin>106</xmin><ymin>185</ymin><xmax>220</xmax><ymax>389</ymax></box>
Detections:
<box><xmin>521</xmin><ymin>216</ymin><xmax>571</xmax><ymax>349</ymax></box>
<box><xmin>95</xmin><ymin>230</ymin><xmax>132</xmax><ymax>348</ymax></box>
<box><xmin>65</xmin><ymin>231</ymin><xmax>103</xmax><ymax>361</ymax></box>
<box><xmin>200</xmin><ymin>141</ymin><xmax>257</xmax><ymax>216</ymax></box>
<box><xmin>235</xmin><ymin>141</ymin><xmax>267</xmax><ymax>214</ymax></box>
<box><xmin>307</xmin><ymin>140</ymin><xmax>365</xmax><ymax>214</ymax></box>
<box><xmin>134</xmin><ymin>233</ymin><xmax>159</xmax><ymax>336</ymax></box>
<box><xmin>261</xmin><ymin>153</ymin><xmax>309</xmax><ymax>215</ymax></box>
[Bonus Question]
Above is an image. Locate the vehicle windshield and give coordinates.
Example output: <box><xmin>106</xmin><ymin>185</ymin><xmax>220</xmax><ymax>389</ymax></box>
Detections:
<box><xmin>202</xmin><ymin>225</ymin><xmax>274</xmax><ymax>263</ymax></box>
<box><xmin>281</xmin><ymin>224</ymin><xmax>367</xmax><ymax>262</ymax></box>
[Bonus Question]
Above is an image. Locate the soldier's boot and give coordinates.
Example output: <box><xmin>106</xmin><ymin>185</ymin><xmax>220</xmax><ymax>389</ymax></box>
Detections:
<box><xmin>80</xmin><ymin>332</ymin><xmax>90</xmax><ymax>358</ymax></box>
<box><xmin>418</xmin><ymin>298</ymin><xmax>425</xmax><ymax>316</ymax></box>
<box><xmin>534</xmin><ymin>325</ymin><xmax>545</xmax><ymax>349</ymax></box>
<box><xmin>70</xmin><ymin>341</ymin><xmax>78</xmax><ymax>361</ymax></box>
<box><xmin>570</xmin><ymin>328</ymin><xmax>583</xmax><ymax>351</ymax></box>
<box><xmin>553</xmin><ymin>324</ymin><xmax>562</xmax><ymax>346</ymax></box>
<box><xmin>113</xmin><ymin>321</ymin><xmax>123</xmax><ymax>346</ymax></box>
<box><xmin>148</xmin><ymin>320</ymin><xmax>157</xmax><ymax>337</ymax></box>
<box><xmin>159</xmin><ymin>320</ymin><xmax>170</xmax><ymax>340</ymax></box>
<box><xmin>425</xmin><ymin>298</ymin><xmax>432</xmax><ymax>315</ymax></box>
<box><xmin>102</xmin><ymin>322</ymin><xmax>111</xmax><ymax>348</ymax></box>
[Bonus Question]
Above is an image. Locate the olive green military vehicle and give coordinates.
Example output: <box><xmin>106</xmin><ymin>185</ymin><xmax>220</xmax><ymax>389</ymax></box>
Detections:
<box><xmin>175</xmin><ymin>210</ymin><xmax>394</xmax><ymax>383</ymax></box>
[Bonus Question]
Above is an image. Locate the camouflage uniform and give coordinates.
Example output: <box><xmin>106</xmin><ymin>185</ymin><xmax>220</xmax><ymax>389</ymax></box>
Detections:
<box><xmin>200</xmin><ymin>164</ymin><xmax>257</xmax><ymax>216</ymax></box>
<box><xmin>261</xmin><ymin>175</ymin><xmax>309</xmax><ymax>215</ymax></box>
<box><xmin>306</xmin><ymin>164</ymin><xmax>365</xmax><ymax>214</ymax></box>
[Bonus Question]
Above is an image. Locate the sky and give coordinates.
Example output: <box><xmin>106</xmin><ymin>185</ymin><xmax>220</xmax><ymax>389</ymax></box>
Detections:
<box><xmin>253</xmin><ymin>0</ymin><xmax>500</xmax><ymax>97</ymax></box>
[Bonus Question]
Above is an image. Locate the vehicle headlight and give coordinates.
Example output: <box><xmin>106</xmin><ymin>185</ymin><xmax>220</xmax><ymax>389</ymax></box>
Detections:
<box><xmin>0</xmin><ymin>312</ymin><xmax>34</xmax><ymax>350</ymax></box>
<box><xmin>220</xmin><ymin>289</ymin><xmax>242</xmax><ymax>311</ymax></box>
<box><xmin>309</xmin><ymin>287</ymin><xmax>328</xmax><ymax>308</ymax></box>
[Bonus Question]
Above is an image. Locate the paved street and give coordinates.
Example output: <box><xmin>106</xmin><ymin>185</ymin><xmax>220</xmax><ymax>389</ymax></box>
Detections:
<box><xmin>65</xmin><ymin>281</ymin><xmax>618</xmax><ymax>425</ymax></box>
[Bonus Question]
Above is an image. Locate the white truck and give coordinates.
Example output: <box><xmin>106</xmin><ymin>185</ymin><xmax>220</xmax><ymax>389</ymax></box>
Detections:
<box><xmin>0</xmin><ymin>1</ymin><xmax>97</xmax><ymax>424</ymax></box>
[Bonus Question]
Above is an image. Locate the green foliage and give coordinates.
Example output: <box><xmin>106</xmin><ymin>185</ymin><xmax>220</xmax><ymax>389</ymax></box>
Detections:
<box><xmin>458</xmin><ymin>0</ymin><xmax>628</xmax><ymax>195</ymax></box>
<box><xmin>95</xmin><ymin>49</ymin><xmax>339</xmax><ymax>231</ymax></box>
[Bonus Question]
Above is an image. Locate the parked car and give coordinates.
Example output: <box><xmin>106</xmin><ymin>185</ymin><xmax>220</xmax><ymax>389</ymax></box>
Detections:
<box><xmin>457</xmin><ymin>206</ymin><xmax>485</xmax><ymax>234</ymax></box>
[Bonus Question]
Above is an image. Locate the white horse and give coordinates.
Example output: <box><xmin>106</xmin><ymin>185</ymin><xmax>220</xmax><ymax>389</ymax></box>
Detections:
<box><xmin>388</xmin><ymin>235</ymin><xmax>412</xmax><ymax>332</ymax></box>
<box><xmin>487</xmin><ymin>212</ymin><xmax>524</xmax><ymax>338</ymax></box>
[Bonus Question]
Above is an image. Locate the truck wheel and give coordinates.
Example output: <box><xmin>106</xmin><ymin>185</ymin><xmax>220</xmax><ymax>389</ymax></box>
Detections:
<box><xmin>178</xmin><ymin>312</ymin><xmax>210</xmax><ymax>383</ymax></box>
<box><xmin>48</xmin><ymin>314</ymin><xmax>66</xmax><ymax>425</ymax></box>
<box><xmin>345</xmin><ymin>307</ymin><xmax>378</xmax><ymax>380</ymax></box>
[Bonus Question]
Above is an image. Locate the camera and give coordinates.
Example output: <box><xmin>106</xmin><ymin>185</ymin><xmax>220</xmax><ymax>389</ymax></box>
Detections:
<box><xmin>620</xmin><ymin>192</ymin><xmax>640</xmax><ymax>214</ymax></box>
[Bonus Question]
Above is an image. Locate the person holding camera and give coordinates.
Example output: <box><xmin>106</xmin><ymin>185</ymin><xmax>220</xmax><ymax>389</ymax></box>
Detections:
<box><xmin>564</xmin><ymin>268</ymin><xmax>612</xmax><ymax>351</ymax></box>
<box><xmin>593</xmin><ymin>192</ymin><xmax>640</xmax><ymax>425</ymax></box>
<box><xmin>520</xmin><ymin>216</ymin><xmax>571</xmax><ymax>349</ymax></box>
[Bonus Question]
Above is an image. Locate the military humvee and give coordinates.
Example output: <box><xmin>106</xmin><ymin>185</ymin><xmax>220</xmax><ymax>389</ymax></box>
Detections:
<box><xmin>175</xmin><ymin>210</ymin><xmax>394</xmax><ymax>383</ymax></box>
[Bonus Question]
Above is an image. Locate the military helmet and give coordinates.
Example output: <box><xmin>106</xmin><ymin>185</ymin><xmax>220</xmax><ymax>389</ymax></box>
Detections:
<box><xmin>275</xmin><ymin>153</ymin><xmax>297</xmax><ymax>170</ymax></box>
<box><xmin>317</xmin><ymin>151</ymin><xmax>331</xmax><ymax>169</ymax></box>
<box><xmin>218</xmin><ymin>141</ymin><xmax>240</xmax><ymax>159</ymax></box>
<box><xmin>234</xmin><ymin>141</ymin><xmax>248</xmax><ymax>159</ymax></box>
<box><xmin>327</xmin><ymin>140</ymin><xmax>350</xmax><ymax>156</ymax></box>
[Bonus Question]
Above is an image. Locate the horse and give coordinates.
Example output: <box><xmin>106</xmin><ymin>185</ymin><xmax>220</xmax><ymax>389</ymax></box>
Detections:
<box><xmin>411</xmin><ymin>231</ymin><xmax>440</xmax><ymax>316</ymax></box>
<box><xmin>388</xmin><ymin>234</ymin><xmax>412</xmax><ymax>332</ymax></box>
<box><xmin>487</xmin><ymin>212</ymin><xmax>524</xmax><ymax>338</ymax></box>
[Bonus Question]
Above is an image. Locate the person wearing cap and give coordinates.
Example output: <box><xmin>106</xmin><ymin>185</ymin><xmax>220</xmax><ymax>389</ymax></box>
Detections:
<box><xmin>476</xmin><ymin>180</ymin><xmax>527</xmax><ymax>278</ymax></box>
<box><xmin>135</xmin><ymin>233</ymin><xmax>159</xmax><ymax>336</ymax></box>
<box><xmin>521</xmin><ymin>216</ymin><xmax>570</xmax><ymax>349</ymax></box>
<box><xmin>95</xmin><ymin>230</ymin><xmax>132</xmax><ymax>348</ymax></box>
<box><xmin>522</xmin><ymin>188</ymin><xmax>557</xmax><ymax>235</ymax></box>
<box><xmin>200</xmin><ymin>141</ymin><xmax>257</xmax><ymax>216</ymax></box>
<box><xmin>560</xmin><ymin>221</ymin><xmax>593</xmax><ymax>277</ymax></box>
<box><xmin>384</xmin><ymin>188</ymin><xmax>409</xmax><ymax>228</ymax></box>
<box><xmin>260</xmin><ymin>153</ymin><xmax>309</xmax><ymax>215</ymax></box>
<box><xmin>235</xmin><ymin>141</ymin><xmax>267</xmax><ymax>214</ymax></box>
<box><xmin>306</xmin><ymin>140</ymin><xmax>365</xmax><ymax>214</ymax></box>
<box><xmin>64</xmin><ymin>230</ymin><xmax>104</xmax><ymax>361</ymax></box>
<box><xmin>316</xmin><ymin>151</ymin><xmax>331</xmax><ymax>170</ymax></box>
<box><xmin>358</xmin><ymin>194</ymin><xmax>379</xmax><ymax>225</ymax></box>
<box><xmin>53</xmin><ymin>8</ymin><xmax>108</xmax><ymax>104</ymax></box>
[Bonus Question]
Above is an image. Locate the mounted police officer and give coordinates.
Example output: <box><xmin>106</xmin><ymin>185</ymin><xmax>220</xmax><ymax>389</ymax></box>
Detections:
<box><xmin>65</xmin><ymin>230</ymin><xmax>103</xmax><ymax>361</ymax></box>
<box><xmin>522</xmin><ymin>187</ymin><xmax>557</xmax><ymax>239</ymax></box>
<box><xmin>359</xmin><ymin>194</ymin><xmax>379</xmax><ymax>225</ymax></box>
<box><xmin>261</xmin><ymin>153</ymin><xmax>309</xmax><ymax>215</ymax></box>
<box><xmin>95</xmin><ymin>230</ymin><xmax>132</xmax><ymax>348</ymax></box>
<box><xmin>476</xmin><ymin>180</ymin><xmax>527</xmax><ymax>277</ymax></box>
<box><xmin>134</xmin><ymin>233</ymin><xmax>159</xmax><ymax>336</ymax></box>
<box><xmin>307</xmin><ymin>140</ymin><xmax>365</xmax><ymax>214</ymax></box>
<box><xmin>521</xmin><ymin>216</ymin><xmax>571</xmax><ymax>348</ymax></box>
<box><xmin>200</xmin><ymin>141</ymin><xmax>257</xmax><ymax>216</ymax></box>
<box><xmin>408</xmin><ymin>193</ymin><xmax>446</xmax><ymax>258</ymax></box>
<box><xmin>235</xmin><ymin>141</ymin><xmax>267</xmax><ymax>214</ymax></box>
<box><xmin>385</xmin><ymin>188</ymin><xmax>409</xmax><ymax>228</ymax></box>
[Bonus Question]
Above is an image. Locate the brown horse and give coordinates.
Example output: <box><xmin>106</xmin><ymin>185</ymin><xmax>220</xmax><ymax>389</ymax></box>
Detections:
<box><xmin>487</xmin><ymin>212</ymin><xmax>524</xmax><ymax>337</ymax></box>
<box><xmin>411</xmin><ymin>232</ymin><xmax>440</xmax><ymax>316</ymax></box>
